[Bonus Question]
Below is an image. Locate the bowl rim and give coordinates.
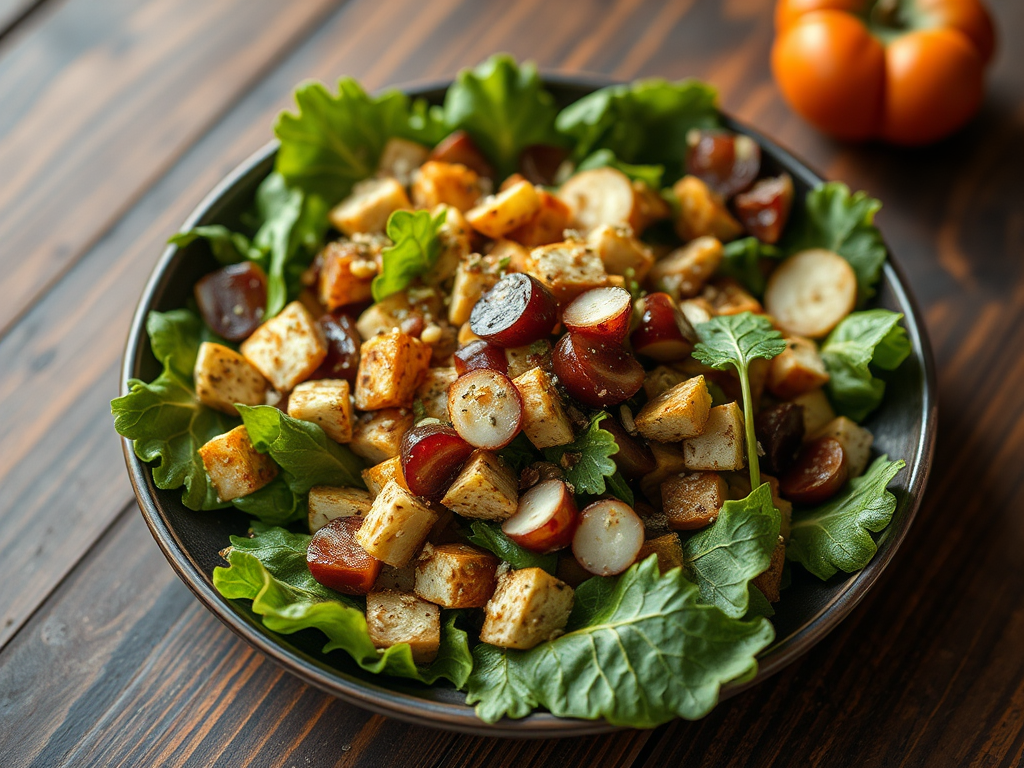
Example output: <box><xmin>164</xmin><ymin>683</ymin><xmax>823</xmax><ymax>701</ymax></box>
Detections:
<box><xmin>120</xmin><ymin>72</ymin><xmax>937</xmax><ymax>738</ymax></box>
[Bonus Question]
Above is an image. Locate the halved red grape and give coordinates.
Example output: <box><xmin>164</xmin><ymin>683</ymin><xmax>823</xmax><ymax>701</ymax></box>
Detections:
<box><xmin>519</xmin><ymin>144</ymin><xmax>569</xmax><ymax>186</ymax></box>
<box><xmin>552</xmin><ymin>333</ymin><xmax>644</xmax><ymax>408</ymax></box>
<box><xmin>310</xmin><ymin>312</ymin><xmax>360</xmax><ymax>381</ymax></box>
<box><xmin>780</xmin><ymin>436</ymin><xmax>849</xmax><ymax>505</ymax></box>
<box><xmin>599</xmin><ymin>416</ymin><xmax>656</xmax><ymax>479</ymax></box>
<box><xmin>453</xmin><ymin>339</ymin><xmax>509</xmax><ymax>376</ymax></box>
<box><xmin>194</xmin><ymin>261</ymin><xmax>267</xmax><ymax>341</ymax></box>
<box><xmin>470</xmin><ymin>273</ymin><xmax>557</xmax><ymax>348</ymax></box>
<box><xmin>562</xmin><ymin>287</ymin><xmax>632</xmax><ymax>343</ymax></box>
<box><xmin>400</xmin><ymin>423</ymin><xmax>475</xmax><ymax>499</ymax></box>
<box><xmin>734</xmin><ymin>173</ymin><xmax>794</xmax><ymax>244</ymax></box>
<box><xmin>447</xmin><ymin>369</ymin><xmax>524</xmax><ymax>449</ymax></box>
<box><xmin>686</xmin><ymin>130</ymin><xmax>761</xmax><ymax>198</ymax></box>
<box><xmin>572</xmin><ymin>499</ymin><xmax>645</xmax><ymax>576</ymax></box>
<box><xmin>429</xmin><ymin>130</ymin><xmax>495</xmax><ymax>179</ymax></box>
<box><xmin>502</xmin><ymin>479</ymin><xmax>578</xmax><ymax>554</ymax></box>
<box><xmin>307</xmin><ymin>516</ymin><xmax>381</xmax><ymax>595</ymax></box>
<box><xmin>629</xmin><ymin>292</ymin><xmax>697</xmax><ymax>362</ymax></box>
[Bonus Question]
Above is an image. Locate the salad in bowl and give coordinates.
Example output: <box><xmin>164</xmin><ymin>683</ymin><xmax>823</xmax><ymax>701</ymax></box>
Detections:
<box><xmin>113</xmin><ymin>55</ymin><xmax>917</xmax><ymax>728</ymax></box>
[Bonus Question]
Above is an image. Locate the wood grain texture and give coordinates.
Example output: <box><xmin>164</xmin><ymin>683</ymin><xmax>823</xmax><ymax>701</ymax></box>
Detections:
<box><xmin>0</xmin><ymin>0</ymin><xmax>1022</xmax><ymax>765</ymax></box>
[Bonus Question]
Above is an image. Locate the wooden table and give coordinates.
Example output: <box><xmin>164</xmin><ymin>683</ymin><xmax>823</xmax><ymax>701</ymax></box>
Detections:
<box><xmin>1</xmin><ymin>0</ymin><xmax>1022</xmax><ymax>764</ymax></box>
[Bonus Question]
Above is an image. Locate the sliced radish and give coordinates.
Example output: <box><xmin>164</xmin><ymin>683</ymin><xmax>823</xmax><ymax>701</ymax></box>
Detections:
<box><xmin>562</xmin><ymin>287</ymin><xmax>632</xmax><ymax>343</ymax></box>
<box><xmin>552</xmin><ymin>332</ymin><xmax>645</xmax><ymax>408</ymax></box>
<box><xmin>572</xmin><ymin>499</ymin><xmax>645</xmax><ymax>577</ymax></box>
<box><xmin>469</xmin><ymin>273</ymin><xmax>557</xmax><ymax>348</ymax></box>
<box><xmin>557</xmin><ymin>167</ymin><xmax>635</xmax><ymax>233</ymax></box>
<box><xmin>400</xmin><ymin>423</ymin><xmax>475</xmax><ymax>499</ymax></box>
<box><xmin>502</xmin><ymin>479</ymin><xmax>578</xmax><ymax>553</ymax></box>
<box><xmin>447</xmin><ymin>368</ymin><xmax>524</xmax><ymax>449</ymax></box>
<box><xmin>629</xmin><ymin>292</ymin><xmax>697</xmax><ymax>362</ymax></box>
<box><xmin>764</xmin><ymin>249</ymin><xmax>857</xmax><ymax>338</ymax></box>
<box><xmin>307</xmin><ymin>516</ymin><xmax>381</xmax><ymax>595</ymax></box>
<box><xmin>454</xmin><ymin>339</ymin><xmax>509</xmax><ymax>376</ymax></box>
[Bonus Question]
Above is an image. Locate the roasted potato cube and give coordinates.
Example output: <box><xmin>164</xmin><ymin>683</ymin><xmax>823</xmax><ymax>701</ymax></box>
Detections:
<box><xmin>488</xmin><ymin>237</ymin><xmax>531</xmax><ymax>272</ymax></box>
<box><xmin>642</xmin><ymin>365</ymin><xmax>688</xmax><ymax>400</ymax></box>
<box><xmin>377</xmin><ymin>137</ymin><xmax>429</xmax><ymax>185</ymax></box>
<box><xmin>366</xmin><ymin>590</ymin><xmax>440</xmax><ymax>663</ymax></box>
<box><xmin>355</xmin><ymin>288</ymin><xmax>444</xmax><ymax>341</ymax></box>
<box><xmin>813</xmin><ymin>416</ymin><xmax>873</xmax><ymax>477</ymax></box>
<box><xmin>193</xmin><ymin>342</ymin><xmax>267</xmax><ymax>416</ymax></box>
<box><xmin>458</xmin><ymin>322</ymin><xmax>482</xmax><ymax>346</ymax></box>
<box><xmin>704</xmin><ymin>278</ymin><xmax>763</xmax><ymax>316</ymax></box>
<box><xmin>506</xmin><ymin>189</ymin><xmax>572</xmax><ymax>247</ymax></box>
<box><xmin>505</xmin><ymin>340</ymin><xmax>552</xmax><ymax>379</ymax></box>
<box><xmin>308</xmin><ymin>485</ymin><xmax>373</xmax><ymax>533</ymax></box>
<box><xmin>466</xmin><ymin>180</ymin><xmax>541</xmax><ymax>239</ymax></box>
<box><xmin>373</xmin><ymin>563</ymin><xmax>417</xmax><ymax>592</ymax></box>
<box><xmin>414</xmin><ymin>543</ymin><xmax>499</xmax><ymax>608</ymax></box>
<box><xmin>522</xmin><ymin>241</ymin><xmax>608</xmax><ymax>304</ymax></box>
<box><xmin>355</xmin><ymin>330</ymin><xmax>432</xmax><ymax>410</ymax></box>
<box><xmin>635</xmin><ymin>376</ymin><xmax>712</xmax><ymax>443</ymax></box>
<box><xmin>752</xmin><ymin>536</ymin><xmax>786</xmax><ymax>603</ymax></box>
<box><xmin>415</xmin><ymin>367</ymin><xmax>457</xmax><ymax>421</ymax></box>
<box><xmin>648</xmin><ymin>236</ymin><xmax>724</xmax><ymax>300</ymax></box>
<box><xmin>362</xmin><ymin>456</ymin><xmax>408</xmax><ymax>498</ymax></box>
<box><xmin>199</xmin><ymin>426</ymin><xmax>278</xmax><ymax>502</ymax></box>
<box><xmin>349</xmin><ymin>408</ymin><xmax>414</xmax><ymax>464</ymax></box>
<box><xmin>640</xmin><ymin>441</ymin><xmax>688</xmax><ymax>505</ymax></box>
<box><xmin>447</xmin><ymin>252</ymin><xmax>504</xmax><ymax>326</ymax></box>
<box><xmin>767</xmin><ymin>336</ymin><xmax>830</xmax><ymax>399</ymax></box>
<box><xmin>240</xmin><ymin>301</ymin><xmax>327</xmax><ymax>392</ymax></box>
<box><xmin>672</xmin><ymin>175</ymin><xmax>743</xmax><ymax>242</ymax></box>
<box><xmin>586</xmin><ymin>224</ymin><xmax>655</xmax><ymax>282</ymax></box>
<box><xmin>662</xmin><ymin>471</ymin><xmax>728</xmax><ymax>530</ymax></box>
<box><xmin>318</xmin><ymin>241</ymin><xmax>377</xmax><ymax>310</ymax></box>
<box><xmin>480</xmin><ymin>567</ymin><xmax>575</xmax><ymax>650</ymax></box>
<box><xmin>630</xmin><ymin>180</ymin><xmax>673</xmax><ymax>233</ymax></box>
<box><xmin>440</xmin><ymin>450</ymin><xmax>519</xmax><ymax>521</ymax></box>
<box><xmin>513</xmin><ymin>367</ymin><xmax>574</xmax><ymax>449</ymax></box>
<box><xmin>355</xmin><ymin>480</ymin><xmax>439</xmax><ymax>567</ymax></box>
<box><xmin>679</xmin><ymin>297</ymin><xmax>715</xmax><ymax>327</ymax></box>
<box><xmin>791</xmin><ymin>388</ymin><xmax>836</xmax><ymax>437</ymax></box>
<box><xmin>423</xmin><ymin>205</ymin><xmax>472</xmax><ymax>286</ymax></box>
<box><xmin>683</xmin><ymin>402</ymin><xmax>746</xmax><ymax>471</ymax></box>
<box><xmin>637</xmin><ymin>533</ymin><xmax>685</xmax><ymax>573</ymax></box>
<box><xmin>329</xmin><ymin>177</ymin><xmax>411</xmax><ymax>236</ymax></box>
<box><xmin>287</xmin><ymin>379</ymin><xmax>353</xmax><ymax>444</ymax></box>
<box><xmin>411</xmin><ymin>160</ymin><xmax>485</xmax><ymax>213</ymax></box>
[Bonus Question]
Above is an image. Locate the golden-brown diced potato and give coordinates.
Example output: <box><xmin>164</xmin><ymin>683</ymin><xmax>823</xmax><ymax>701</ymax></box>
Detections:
<box><xmin>318</xmin><ymin>241</ymin><xmax>377</xmax><ymax>310</ymax></box>
<box><xmin>329</xmin><ymin>177</ymin><xmax>411</xmax><ymax>236</ymax></box>
<box><xmin>466</xmin><ymin>180</ymin><xmax>541</xmax><ymax>239</ymax></box>
<box><xmin>767</xmin><ymin>336</ymin><xmax>830</xmax><ymax>399</ymax></box>
<box><xmin>672</xmin><ymin>175</ymin><xmax>743</xmax><ymax>243</ymax></box>
<box><xmin>791</xmin><ymin>388</ymin><xmax>836</xmax><ymax>437</ymax></box>
<box><xmin>751</xmin><ymin>536</ymin><xmax>786</xmax><ymax>603</ymax></box>
<box><xmin>513</xmin><ymin>367</ymin><xmax>574</xmax><ymax>449</ymax></box>
<box><xmin>349</xmin><ymin>408</ymin><xmax>414</xmax><ymax>464</ymax></box>
<box><xmin>423</xmin><ymin>205</ymin><xmax>472</xmax><ymax>286</ymax></box>
<box><xmin>640</xmin><ymin>441</ymin><xmax>688</xmax><ymax>504</ymax></box>
<box><xmin>480</xmin><ymin>566</ymin><xmax>575</xmax><ymax>650</ymax></box>
<box><xmin>637</xmin><ymin>533</ymin><xmax>685</xmax><ymax>573</ymax></box>
<box><xmin>355</xmin><ymin>480</ymin><xmax>439</xmax><ymax>567</ymax></box>
<box><xmin>505</xmin><ymin>340</ymin><xmax>552</xmax><ymax>379</ymax></box>
<box><xmin>683</xmin><ymin>402</ymin><xmax>746</xmax><ymax>471</ymax></box>
<box><xmin>522</xmin><ymin>241</ymin><xmax>608</xmax><ymax>304</ymax></box>
<box><xmin>411</xmin><ymin>160</ymin><xmax>485</xmax><ymax>213</ymax></box>
<box><xmin>193</xmin><ymin>342</ymin><xmax>267</xmax><ymax>416</ymax></box>
<box><xmin>506</xmin><ymin>189</ymin><xmax>572</xmax><ymax>248</ymax></box>
<box><xmin>648</xmin><ymin>236</ymin><xmax>724</xmax><ymax>300</ymax></box>
<box><xmin>679</xmin><ymin>297</ymin><xmax>715</xmax><ymax>327</ymax></box>
<box><xmin>586</xmin><ymin>224</ymin><xmax>655</xmax><ymax>282</ymax></box>
<box><xmin>813</xmin><ymin>416</ymin><xmax>873</xmax><ymax>477</ymax></box>
<box><xmin>415</xmin><ymin>367</ymin><xmax>457</xmax><ymax>421</ymax></box>
<box><xmin>458</xmin><ymin>322</ymin><xmax>482</xmax><ymax>346</ymax></box>
<box><xmin>355</xmin><ymin>330</ymin><xmax>432</xmax><ymax>410</ymax></box>
<box><xmin>642</xmin><ymin>365</ymin><xmax>688</xmax><ymax>400</ymax></box>
<box><xmin>414</xmin><ymin>543</ymin><xmax>499</xmax><ymax>608</ymax></box>
<box><xmin>240</xmin><ymin>301</ymin><xmax>327</xmax><ymax>392</ymax></box>
<box><xmin>362</xmin><ymin>456</ymin><xmax>407</xmax><ymax>498</ymax></box>
<box><xmin>199</xmin><ymin>426</ymin><xmax>278</xmax><ymax>502</ymax></box>
<box><xmin>749</xmin><ymin>357</ymin><xmax>770</xmax><ymax>405</ymax></box>
<box><xmin>635</xmin><ymin>376</ymin><xmax>712</xmax><ymax>443</ymax></box>
<box><xmin>662</xmin><ymin>471</ymin><xmax>728</xmax><ymax>530</ymax></box>
<box><xmin>377</xmin><ymin>137</ymin><xmax>430</xmax><ymax>186</ymax></box>
<box><xmin>355</xmin><ymin>288</ymin><xmax>445</xmax><ymax>341</ymax></box>
<box><xmin>440</xmin><ymin>450</ymin><xmax>519</xmax><ymax>521</ymax></box>
<box><xmin>307</xmin><ymin>486</ymin><xmax>373</xmax><ymax>533</ymax></box>
<box><xmin>631</xmin><ymin>180</ymin><xmax>673</xmax><ymax>233</ymax></box>
<box><xmin>447</xmin><ymin>252</ymin><xmax>503</xmax><ymax>325</ymax></box>
<box><xmin>488</xmin><ymin>238</ymin><xmax>531</xmax><ymax>272</ymax></box>
<box><xmin>373</xmin><ymin>563</ymin><xmax>417</xmax><ymax>592</ymax></box>
<box><xmin>703</xmin><ymin>278</ymin><xmax>763</xmax><ymax>316</ymax></box>
<box><xmin>287</xmin><ymin>379</ymin><xmax>353</xmax><ymax>444</ymax></box>
<box><xmin>366</xmin><ymin>590</ymin><xmax>440</xmax><ymax>663</ymax></box>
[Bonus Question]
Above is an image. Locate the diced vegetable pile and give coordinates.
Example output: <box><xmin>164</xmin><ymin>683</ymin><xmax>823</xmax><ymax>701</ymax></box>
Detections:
<box><xmin>112</xmin><ymin>55</ymin><xmax>911</xmax><ymax>727</ymax></box>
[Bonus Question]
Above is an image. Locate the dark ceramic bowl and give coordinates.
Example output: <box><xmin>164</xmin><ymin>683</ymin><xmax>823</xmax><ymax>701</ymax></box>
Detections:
<box><xmin>120</xmin><ymin>75</ymin><xmax>937</xmax><ymax>737</ymax></box>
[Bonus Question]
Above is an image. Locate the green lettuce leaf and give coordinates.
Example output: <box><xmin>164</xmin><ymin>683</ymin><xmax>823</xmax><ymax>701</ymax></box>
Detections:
<box><xmin>443</xmin><ymin>55</ymin><xmax>561</xmax><ymax>179</ymax></box>
<box><xmin>213</xmin><ymin>522</ymin><xmax>472</xmax><ymax>687</ymax></box>
<box><xmin>465</xmin><ymin>557</ymin><xmax>774</xmax><ymax>726</ymax></box>
<box><xmin>466</xmin><ymin>521</ymin><xmax>557</xmax><ymax>574</ymax></box>
<box><xmin>555</xmin><ymin>79</ymin><xmax>719</xmax><ymax>174</ymax></box>
<box><xmin>372</xmin><ymin>208</ymin><xmax>447</xmax><ymax>301</ymax></box>
<box><xmin>543</xmin><ymin>411</ymin><xmax>619</xmax><ymax>496</ymax></box>
<box><xmin>168</xmin><ymin>225</ymin><xmax>262</xmax><ymax>267</ymax></box>
<box><xmin>783</xmin><ymin>182</ymin><xmax>888</xmax><ymax>303</ymax></box>
<box><xmin>820</xmin><ymin>309</ymin><xmax>911</xmax><ymax>422</ymax></box>
<box><xmin>682</xmin><ymin>484</ymin><xmax>781</xmax><ymax>618</ymax></box>
<box><xmin>787</xmin><ymin>456</ymin><xmax>906</xmax><ymax>580</ymax></box>
<box><xmin>720</xmin><ymin>237</ymin><xmax>782</xmax><ymax>296</ymax></box>
<box><xmin>231</xmin><ymin>475</ymin><xmax>307</xmax><ymax>527</ymax></box>
<box><xmin>497</xmin><ymin>433</ymin><xmax>541</xmax><ymax>474</ymax></box>
<box><xmin>111</xmin><ymin>310</ymin><xmax>236</xmax><ymax>510</ymax></box>
<box><xmin>744</xmin><ymin>586</ymin><xmax>775</xmax><ymax>620</ymax></box>
<box><xmin>275</xmin><ymin>78</ymin><xmax>445</xmax><ymax>204</ymax></box>
<box><xmin>576</xmin><ymin>148</ymin><xmax>664</xmax><ymax>188</ymax></box>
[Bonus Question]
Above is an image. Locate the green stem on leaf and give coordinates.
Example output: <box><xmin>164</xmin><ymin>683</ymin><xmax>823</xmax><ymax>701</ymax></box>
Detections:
<box><xmin>737</xmin><ymin>362</ymin><xmax>760</xmax><ymax>490</ymax></box>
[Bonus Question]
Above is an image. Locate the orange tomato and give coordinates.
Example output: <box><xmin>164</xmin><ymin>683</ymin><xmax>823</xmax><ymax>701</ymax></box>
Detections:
<box><xmin>771</xmin><ymin>0</ymin><xmax>996</xmax><ymax>145</ymax></box>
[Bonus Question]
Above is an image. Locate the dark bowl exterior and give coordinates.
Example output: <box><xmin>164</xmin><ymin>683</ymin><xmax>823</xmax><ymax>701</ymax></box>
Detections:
<box><xmin>120</xmin><ymin>75</ymin><xmax>937</xmax><ymax>737</ymax></box>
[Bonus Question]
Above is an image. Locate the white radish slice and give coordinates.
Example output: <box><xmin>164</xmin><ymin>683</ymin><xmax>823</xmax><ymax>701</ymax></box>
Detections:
<box><xmin>502</xmin><ymin>479</ymin><xmax>578</xmax><ymax>553</ymax></box>
<box><xmin>572</xmin><ymin>499</ymin><xmax>645</xmax><ymax>576</ymax></box>
<box><xmin>447</xmin><ymin>368</ymin><xmax>524</xmax><ymax>449</ymax></box>
<box><xmin>562</xmin><ymin>287</ymin><xmax>632</xmax><ymax>343</ymax></box>
<box><xmin>764</xmin><ymin>249</ymin><xmax>857</xmax><ymax>338</ymax></box>
<box><xmin>557</xmin><ymin>168</ymin><xmax>636</xmax><ymax>234</ymax></box>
